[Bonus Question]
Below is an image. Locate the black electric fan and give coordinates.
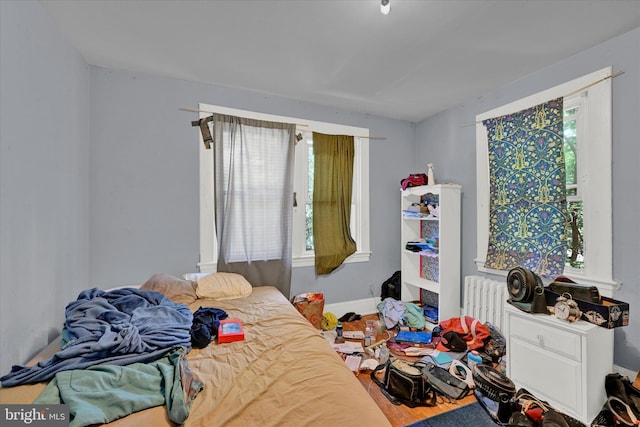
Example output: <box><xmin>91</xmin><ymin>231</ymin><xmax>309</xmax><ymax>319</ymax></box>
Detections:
<box><xmin>507</xmin><ymin>267</ymin><xmax>549</xmax><ymax>314</ymax></box>
<box><xmin>472</xmin><ymin>364</ymin><xmax>517</xmax><ymax>424</ymax></box>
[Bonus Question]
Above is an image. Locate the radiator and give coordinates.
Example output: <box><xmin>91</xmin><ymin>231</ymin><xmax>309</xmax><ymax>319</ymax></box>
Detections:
<box><xmin>463</xmin><ymin>275</ymin><xmax>509</xmax><ymax>332</ymax></box>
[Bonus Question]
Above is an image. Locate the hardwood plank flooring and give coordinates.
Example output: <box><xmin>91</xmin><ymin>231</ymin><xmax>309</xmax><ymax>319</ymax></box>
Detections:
<box><xmin>340</xmin><ymin>313</ymin><xmax>477</xmax><ymax>427</ymax></box>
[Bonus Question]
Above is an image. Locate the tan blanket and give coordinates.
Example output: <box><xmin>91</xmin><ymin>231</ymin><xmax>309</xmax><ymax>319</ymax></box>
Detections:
<box><xmin>0</xmin><ymin>286</ymin><xmax>390</xmax><ymax>427</ymax></box>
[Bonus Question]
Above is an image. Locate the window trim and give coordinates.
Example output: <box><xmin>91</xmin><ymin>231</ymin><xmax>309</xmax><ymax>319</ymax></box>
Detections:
<box><xmin>197</xmin><ymin>103</ymin><xmax>370</xmax><ymax>273</ymax></box>
<box><xmin>474</xmin><ymin>67</ymin><xmax>619</xmax><ymax>297</ymax></box>
<box><xmin>563</xmin><ymin>93</ymin><xmax>585</xmax><ymax>272</ymax></box>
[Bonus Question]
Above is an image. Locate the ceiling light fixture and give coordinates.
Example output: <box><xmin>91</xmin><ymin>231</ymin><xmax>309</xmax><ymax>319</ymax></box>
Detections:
<box><xmin>380</xmin><ymin>0</ymin><xmax>390</xmax><ymax>15</ymax></box>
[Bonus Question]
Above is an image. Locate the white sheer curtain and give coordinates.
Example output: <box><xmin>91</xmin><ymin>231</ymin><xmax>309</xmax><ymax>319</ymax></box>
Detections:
<box><xmin>212</xmin><ymin>114</ymin><xmax>296</xmax><ymax>297</ymax></box>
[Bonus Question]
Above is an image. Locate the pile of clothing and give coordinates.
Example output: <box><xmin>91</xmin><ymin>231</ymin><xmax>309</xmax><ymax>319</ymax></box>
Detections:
<box><xmin>432</xmin><ymin>316</ymin><xmax>506</xmax><ymax>363</ymax></box>
<box><xmin>0</xmin><ymin>287</ymin><xmax>204</xmax><ymax>427</ymax></box>
<box><xmin>377</xmin><ymin>298</ymin><xmax>426</xmax><ymax>330</ymax></box>
<box><xmin>377</xmin><ymin>300</ymin><xmax>507</xmax><ymax>363</ymax></box>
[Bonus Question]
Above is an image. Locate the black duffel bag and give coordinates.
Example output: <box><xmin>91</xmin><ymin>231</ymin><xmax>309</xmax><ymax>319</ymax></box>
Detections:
<box><xmin>419</xmin><ymin>361</ymin><xmax>470</xmax><ymax>400</ymax></box>
<box><xmin>371</xmin><ymin>358</ymin><xmax>437</xmax><ymax>407</ymax></box>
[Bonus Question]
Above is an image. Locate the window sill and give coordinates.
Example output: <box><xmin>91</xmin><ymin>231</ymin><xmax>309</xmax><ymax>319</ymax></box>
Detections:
<box><xmin>293</xmin><ymin>251</ymin><xmax>371</xmax><ymax>268</ymax></box>
<box><xmin>474</xmin><ymin>259</ymin><xmax>621</xmax><ymax>298</ymax></box>
<box><xmin>200</xmin><ymin>252</ymin><xmax>372</xmax><ymax>271</ymax></box>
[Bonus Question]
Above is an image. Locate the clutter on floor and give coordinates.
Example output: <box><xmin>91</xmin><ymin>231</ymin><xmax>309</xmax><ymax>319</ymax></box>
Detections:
<box><xmin>603</xmin><ymin>372</ymin><xmax>640</xmax><ymax>426</ymax></box>
<box><xmin>322</xmin><ymin>298</ymin><xmax>633</xmax><ymax>427</ymax></box>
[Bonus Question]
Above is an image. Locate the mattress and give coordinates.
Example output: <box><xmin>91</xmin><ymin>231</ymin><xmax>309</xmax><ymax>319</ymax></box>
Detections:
<box><xmin>0</xmin><ymin>286</ymin><xmax>390</xmax><ymax>427</ymax></box>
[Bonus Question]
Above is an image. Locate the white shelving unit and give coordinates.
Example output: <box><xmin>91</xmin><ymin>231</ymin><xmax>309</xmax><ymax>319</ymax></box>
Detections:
<box><xmin>400</xmin><ymin>184</ymin><xmax>461</xmax><ymax>324</ymax></box>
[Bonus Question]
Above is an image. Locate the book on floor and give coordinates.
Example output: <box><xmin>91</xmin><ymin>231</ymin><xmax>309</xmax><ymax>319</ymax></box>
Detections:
<box><xmin>395</xmin><ymin>331</ymin><xmax>432</xmax><ymax>344</ymax></box>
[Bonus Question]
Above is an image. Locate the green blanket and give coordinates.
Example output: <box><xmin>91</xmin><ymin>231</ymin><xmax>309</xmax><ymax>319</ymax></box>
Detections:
<box><xmin>35</xmin><ymin>346</ymin><xmax>202</xmax><ymax>427</ymax></box>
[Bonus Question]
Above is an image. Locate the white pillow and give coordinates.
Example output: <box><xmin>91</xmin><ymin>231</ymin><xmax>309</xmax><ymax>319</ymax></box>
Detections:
<box><xmin>195</xmin><ymin>272</ymin><xmax>253</xmax><ymax>300</ymax></box>
<box><xmin>182</xmin><ymin>272</ymin><xmax>210</xmax><ymax>281</ymax></box>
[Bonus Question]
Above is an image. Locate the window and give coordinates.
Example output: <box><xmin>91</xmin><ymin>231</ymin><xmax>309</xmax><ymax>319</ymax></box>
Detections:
<box><xmin>475</xmin><ymin>67</ymin><xmax>618</xmax><ymax>296</ymax></box>
<box><xmin>197</xmin><ymin>103</ymin><xmax>370</xmax><ymax>272</ymax></box>
<box><xmin>563</xmin><ymin>95</ymin><xmax>584</xmax><ymax>270</ymax></box>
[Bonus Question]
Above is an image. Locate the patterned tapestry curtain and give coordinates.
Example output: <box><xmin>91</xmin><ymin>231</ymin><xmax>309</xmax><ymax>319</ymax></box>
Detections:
<box><xmin>482</xmin><ymin>97</ymin><xmax>568</xmax><ymax>277</ymax></box>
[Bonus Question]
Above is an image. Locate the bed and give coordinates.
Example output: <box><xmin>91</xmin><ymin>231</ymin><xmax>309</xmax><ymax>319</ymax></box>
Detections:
<box><xmin>0</xmin><ymin>274</ymin><xmax>391</xmax><ymax>427</ymax></box>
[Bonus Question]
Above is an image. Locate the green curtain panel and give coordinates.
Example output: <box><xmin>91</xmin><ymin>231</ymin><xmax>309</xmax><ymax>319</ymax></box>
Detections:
<box><xmin>482</xmin><ymin>97</ymin><xmax>568</xmax><ymax>277</ymax></box>
<box><xmin>312</xmin><ymin>133</ymin><xmax>357</xmax><ymax>275</ymax></box>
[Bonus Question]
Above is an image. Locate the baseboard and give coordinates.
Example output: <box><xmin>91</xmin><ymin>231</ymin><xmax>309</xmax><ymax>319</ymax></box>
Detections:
<box><xmin>613</xmin><ymin>364</ymin><xmax>638</xmax><ymax>379</ymax></box>
<box><xmin>324</xmin><ymin>297</ymin><xmax>380</xmax><ymax>318</ymax></box>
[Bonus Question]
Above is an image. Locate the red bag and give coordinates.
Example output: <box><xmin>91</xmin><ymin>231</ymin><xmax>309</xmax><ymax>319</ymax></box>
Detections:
<box><xmin>401</xmin><ymin>174</ymin><xmax>428</xmax><ymax>190</ymax></box>
<box><xmin>436</xmin><ymin>316</ymin><xmax>490</xmax><ymax>351</ymax></box>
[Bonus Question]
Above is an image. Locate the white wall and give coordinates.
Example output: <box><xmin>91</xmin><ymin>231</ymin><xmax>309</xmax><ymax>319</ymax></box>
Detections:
<box><xmin>0</xmin><ymin>0</ymin><xmax>90</xmax><ymax>375</ymax></box>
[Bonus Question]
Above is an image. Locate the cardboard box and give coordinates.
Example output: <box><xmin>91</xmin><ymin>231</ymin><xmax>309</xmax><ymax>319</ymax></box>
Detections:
<box><xmin>218</xmin><ymin>318</ymin><xmax>245</xmax><ymax>343</ymax></box>
<box><xmin>545</xmin><ymin>289</ymin><xmax>629</xmax><ymax>329</ymax></box>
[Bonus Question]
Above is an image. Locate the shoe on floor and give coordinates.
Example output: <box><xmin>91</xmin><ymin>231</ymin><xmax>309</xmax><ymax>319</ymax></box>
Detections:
<box><xmin>338</xmin><ymin>312</ymin><xmax>361</xmax><ymax>322</ymax></box>
<box><xmin>607</xmin><ymin>373</ymin><xmax>640</xmax><ymax>419</ymax></box>
<box><xmin>592</xmin><ymin>406</ymin><xmax>615</xmax><ymax>427</ymax></box>
<box><xmin>607</xmin><ymin>396</ymin><xmax>640</xmax><ymax>426</ymax></box>
<box><xmin>508</xmin><ymin>411</ymin><xmax>535</xmax><ymax>427</ymax></box>
<box><xmin>625</xmin><ymin>379</ymin><xmax>640</xmax><ymax>419</ymax></box>
<box><xmin>542</xmin><ymin>409</ymin><xmax>570</xmax><ymax>427</ymax></box>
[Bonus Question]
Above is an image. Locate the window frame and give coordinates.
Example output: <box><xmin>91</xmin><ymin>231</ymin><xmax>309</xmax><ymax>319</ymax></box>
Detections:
<box><xmin>474</xmin><ymin>67</ymin><xmax>619</xmax><ymax>296</ymax></box>
<box><xmin>197</xmin><ymin>103</ymin><xmax>370</xmax><ymax>273</ymax></box>
<box><xmin>563</xmin><ymin>96</ymin><xmax>582</xmax><ymax>201</ymax></box>
<box><xmin>563</xmin><ymin>93</ymin><xmax>585</xmax><ymax>271</ymax></box>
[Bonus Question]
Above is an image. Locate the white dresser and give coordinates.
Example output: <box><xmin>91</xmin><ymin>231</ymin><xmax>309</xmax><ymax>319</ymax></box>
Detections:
<box><xmin>504</xmin><ymin>303</ymin><xmax>614</xmax><ymax>424</ymax></box>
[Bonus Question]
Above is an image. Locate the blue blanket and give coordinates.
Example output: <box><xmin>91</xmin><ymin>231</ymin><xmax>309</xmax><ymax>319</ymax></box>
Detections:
<box><xmin>1</xmin><ymin>288</ymin><xmax>193</xmax><ymax>387</ymax></box>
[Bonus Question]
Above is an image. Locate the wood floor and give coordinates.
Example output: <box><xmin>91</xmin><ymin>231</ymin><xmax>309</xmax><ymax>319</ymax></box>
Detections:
<box><xmin>341</xmin><ymin>314</ymin><xmax>477</xmax><ymax>427</ymax></box>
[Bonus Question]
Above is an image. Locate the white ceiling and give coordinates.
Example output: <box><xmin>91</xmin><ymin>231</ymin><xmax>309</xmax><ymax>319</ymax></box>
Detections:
<box><xmin>40</xmin><ymin>0</ymin><xmax>640</xmax><ymax>122</ymax></box>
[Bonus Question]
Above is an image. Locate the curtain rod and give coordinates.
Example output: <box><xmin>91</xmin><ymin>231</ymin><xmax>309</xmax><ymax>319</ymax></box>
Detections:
<box><xmin>180</xmin><ymin>106</ymin><xmax>386</xmax><ymax>140</ymax></box>
<box><xmin>180</xmin><ymin>106</ymin><xmax>309</xmax><ymax>127</ymax></box>
<box><xmin>460</xmin><ymin>69</ymin><xmax>624</xmax><ymax>127</ymax></box>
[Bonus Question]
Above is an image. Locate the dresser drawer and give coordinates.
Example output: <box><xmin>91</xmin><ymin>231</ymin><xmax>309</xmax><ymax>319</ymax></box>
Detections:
<box><xmin>509</xmin><ymin>314</ymin><xmax>581</xmax><ymax>361</ymax></box>
<box><xmin>509</xmin><ymin>337</ymin><xmax>581</xmax><ymax>415</ymax></box>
